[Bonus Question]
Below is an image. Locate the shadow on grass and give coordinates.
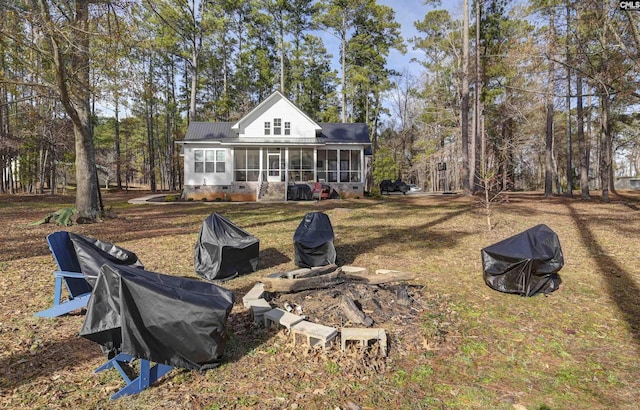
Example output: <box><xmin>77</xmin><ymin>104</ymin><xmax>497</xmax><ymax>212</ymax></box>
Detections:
<box><xmin>566</xmin><ymin>203</ymin><xmax>640</xmax><ymax>346</ymax></box>
<box><xmin>258</xmin><ymin>247</ymin><xmax>291</xmax><ymax>270</ymax></box>
<box><xmin>0</xmin><ymin>332</ymin><xmax>98</xmax><ymax>392</ymax></box>
<box><xmin>334</xmin><ymin>203</ymin><xmax>474</xmax><ymax>266</ymax></box>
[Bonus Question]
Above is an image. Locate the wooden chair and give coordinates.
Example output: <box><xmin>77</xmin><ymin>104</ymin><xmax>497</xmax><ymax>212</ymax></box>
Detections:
<box><xmin>311</xmin><ymin>182</ymin><xmax>330</xmax><ymax>200</ymax></box>
<box><xmin>94</xmin><ymin>354</ymin><xmax>173</xmax><ymax>400</ymax></box>
<box><xmin>35</xmin><ymin>231</ymin><xmax>93</xmax><ymax>318</ymax></box>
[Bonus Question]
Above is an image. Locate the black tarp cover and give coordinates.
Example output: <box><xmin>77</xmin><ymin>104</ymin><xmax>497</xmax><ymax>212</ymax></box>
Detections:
<box><xmin>481</xmin><ymin>224</ymin><xmax>563</xmax><ymax>296</ymax></box>
<box><xmin>80</xmin><ymin>264</ymin><xmax>234</xmax><ymax>370</ymax></box>
<box><xmin>194</xmin><ymin>213</ymin><xmax>260</xmax><ymax>281</ymax></box>
<box><xmin>68</xmin><ymin>232</ymin><xmax>144</xmax><ymax>287</ymax></box>
<box><xmin>293</xmin><ymin>211</ymin><xmax>336</xmax><ymax>268</ymax></box>
<box><xmin>288</xmin><ymin>184</ymin><xmax>312</xmax><ymax>200</ymax></box>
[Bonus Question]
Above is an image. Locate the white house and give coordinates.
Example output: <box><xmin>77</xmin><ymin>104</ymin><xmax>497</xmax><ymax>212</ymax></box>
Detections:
<box><xmin>177</xmin><ymin>91</ymin><xmax>372</xmax><ymax>201</ymax></box>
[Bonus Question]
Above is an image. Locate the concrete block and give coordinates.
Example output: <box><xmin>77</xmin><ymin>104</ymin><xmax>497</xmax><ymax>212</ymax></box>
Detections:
<box><xmin>341</xmin><ymin>266</ymin><xmax>368</xmax><ymax>275</ymax></box>
<box><xmin>341</xmin><ymin>327</ymin><xmax>387</xmax><ymax>356</ymax></box>
<box><xmin>263</xmin><ymin>308</ymin><xmax>305</xmax><ymax>330</ymax></box>
<box><xmin>242</xmin><ymin>282</ymin><xmax>265</xmax><ymax>308</ymax></box>
<box><xmin>246</xmin><ymin>298</ymin><xmax>272</xmax><ymax>324</ymax></box>
<box><xmin>290</xmin><ymin>320</ymin><xmax>338</xmax><ymax>349</ymax></box>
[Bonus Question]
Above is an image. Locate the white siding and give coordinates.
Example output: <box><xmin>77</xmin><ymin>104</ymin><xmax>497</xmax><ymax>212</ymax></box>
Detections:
<box><xmin>239</xmin><ymin>99</ymin><xmax>318</xmax><ymax>139</ymax></box>
<box><xmin>183</xmin><ymin>145</ymin><xmax>233</xmax><ymax>185</ymax></box>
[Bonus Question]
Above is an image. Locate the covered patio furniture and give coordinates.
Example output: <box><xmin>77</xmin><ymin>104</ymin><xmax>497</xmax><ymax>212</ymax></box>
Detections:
<box><xmin>293</xmin><ymin>211</ymin><xmax>336</xmax><ymax>268</ymax></box>
<box><xmin>35</xmin><ymin>231</ymin><xmax>144</xmax><ymax>318</ymax></box>
<box><xmin>194</xmin><ymin>212</ymin><xmax>260</xmax><ymax>280</ymax></box>
<box><xmin>80</xmin><ymin>264</ymin><xmax>234</xmax><ymax>399</ymax></box>
<box><xmin>481</xmin><ymin>224</ymin><xmax>563</xmax><ymax>296</ymax></box>
<box><xmin>288</xmin><ymin>184</ymin><xmax>312</xmax><ymax>200</ymax></box>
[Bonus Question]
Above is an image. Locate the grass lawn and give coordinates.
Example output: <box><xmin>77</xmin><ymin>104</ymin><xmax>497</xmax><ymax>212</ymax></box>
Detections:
<box><xmin>1</xmin><ymin>190</ymin><xmax>639</xmax><ymax>409</ymax></box>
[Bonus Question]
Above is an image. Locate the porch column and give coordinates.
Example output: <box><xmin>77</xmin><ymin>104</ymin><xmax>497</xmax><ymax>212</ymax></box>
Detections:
<box><xmin>337</xmin><ymin>148</ymin><xmax>340</xmax><ymax>184</ymax></box>
<box><xmin>259</xmin><ymin>147</ymin><xmax>264</xmax><ymax>180</ymax></box>
<box><xmin>284</xmin><ymin>148</ymin><xmax>289</xmax><ymax>200</ymax></box>
<box><xmin>313</xmin><ymin>149</ymin><xmax>318</xmax><ymax>182</ymax></box>
<box><xmin>361</xmin><ymin>148</ymin><xmax>365</xmax><ymax>185</ymax></box>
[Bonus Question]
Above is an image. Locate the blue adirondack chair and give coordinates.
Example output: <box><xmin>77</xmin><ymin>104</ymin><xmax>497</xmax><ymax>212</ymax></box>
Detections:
<box><xmin>35</xmin><ymin>231</ymin><xmax>93</xmax><ymax>318</ymax></box>
<box><xmin>95</xmin><ymin>354</ymin><xmax>173</xmax><ymax>400</ymax></box>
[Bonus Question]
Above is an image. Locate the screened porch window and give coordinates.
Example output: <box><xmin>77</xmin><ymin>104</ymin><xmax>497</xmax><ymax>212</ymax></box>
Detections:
<box><xmin>234</xmin><ymin>148</ymin><xmax>260</xmax><ymax>181</ymax></box>
<box><xmin>317</xmin><ymin>149</ymin><xmax>361</xmax><ymax>182</ymax></box>
<box><xmin>340</xmin><ymin>150</ymin><xmax>361</xmax><ymax>182</ymax></box>
<box><xmin>288</xmin><ymin>148</ymin><xmax>314</xmax><ymax>182</ymax></box>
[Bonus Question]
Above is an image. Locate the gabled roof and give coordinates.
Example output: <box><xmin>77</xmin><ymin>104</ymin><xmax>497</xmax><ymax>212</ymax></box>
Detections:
<box><xmin>231</xmin><ymin>90</ymin><xmax>322</xmax><ymax>132</ymax></box>
<box><xmin>183</xmin><ymin>122</ymin><xmax>235</xmax><ymax>141</ymax></box>
<box><xmin>182</xmin><ymin>121</ymin><xmax>370</xmax><ymax>145</ymax></box>
<box><xmin>317</xmin><ymin>123</ymin><xmax>369</xmax><ymax>144</ymax></box>
<box><xmin>180</xmin><ymin>91</ymin><xmax>370</xmax><ymax>146</ymax></box>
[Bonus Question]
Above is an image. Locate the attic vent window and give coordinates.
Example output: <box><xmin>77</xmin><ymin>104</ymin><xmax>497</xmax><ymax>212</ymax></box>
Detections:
<box><xmin>273</xmin><ymin>118</ymin><xmax>282</xmax><ymax>135</ymax></box>
<box><xmin>264</xmin><ymin>121</ymin><xmax>271</xmax><ymax>135</ymax></box>
<box><xmin>284</xmin><ymin>121</ymin><xmax>290</xmax><ymax>135</ymax></box>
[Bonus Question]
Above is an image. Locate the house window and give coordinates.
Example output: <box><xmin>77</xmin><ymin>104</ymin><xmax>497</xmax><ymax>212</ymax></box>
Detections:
<box><xmin>339</xmin><ymin>150</ymin><xmax>361</xmax><ymax>182</ymax></box>
<box><xmin>316</xmin><ymin>150</ymin><xmax>337</xmax><ymax>182</ymax></box>
<box><xmin>273</xmin><ymin>118</ymin><xmax>282</xmax><ymax>135</ymax></box>
<box><xmin>234</xmin><ymin>148</ymin><xmax>260</xmax><ymax>181</ymax></box>
<box><xmin>288</xmin><ymin>148</ymin><xmax>314</xmax><ymax>182</ymax></box>
<box><xmin>284</xmin><ymin>122</ymin><xmax>291</xmax><ymax>135</ymax></box>
<box><xmin>264</xmin><ymin>121</ymin><xmax>271</xmax><ymax>135</ymax></box>
<box><xmin>317</xmin><ymin>149</ymin><xmax>361</xmax><ymax>183</ymax></box>
<box><xmin>194</xmin><ymin>149</ymin><xmax>226</xmax><ymax>174</ymax></box>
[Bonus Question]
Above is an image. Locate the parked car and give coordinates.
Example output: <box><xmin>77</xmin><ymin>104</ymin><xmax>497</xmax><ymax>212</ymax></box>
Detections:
<box><xmin>379</xmin><ymin>179</ymin><xmax>410</xmax><ymax>194</ymax></box>
<box><xmin>408</xmin><ymin>184</ymin><xmax>422</xmax><ymax>193</ymax></box>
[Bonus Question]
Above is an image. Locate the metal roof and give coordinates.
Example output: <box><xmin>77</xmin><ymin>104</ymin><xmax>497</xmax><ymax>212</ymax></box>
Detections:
<box><xmin>182</xmin><ymin>121</ymin><xmax>370</xmax><ymax>145</ymax></box>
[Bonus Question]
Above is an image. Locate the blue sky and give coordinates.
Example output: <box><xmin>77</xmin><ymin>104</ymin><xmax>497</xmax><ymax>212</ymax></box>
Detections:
<box><xmin>378</xmin><ymin>0</ymin><xmax>462</xmax><ymax>76</ymax></box>
<box><xmin>378</xmin><ymin>0</ymin><xmax>429</xmax><ymax>74</ymax></box>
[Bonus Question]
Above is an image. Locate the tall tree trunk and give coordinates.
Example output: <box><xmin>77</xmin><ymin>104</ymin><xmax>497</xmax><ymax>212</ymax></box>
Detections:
<box><xmin>341</xmin><ymin>13</ymin><xmax>347</xmax><ymax>123</ymax></box>
<box><xmin>461</xmin><ymin>0</ymin><xmax>470</xmax><ymax>195</ymax></box>
<box><xmin>189</xmin><ymin>46</ymin><xmax>198</xmax><ymax>122</ymax></box>
<box><xmin>471</xmin><ymin>0</ymin><xmax>481</xmax><ymax>192</ymax></box>
<box><xmin>38</xmin><ymin>144</ymin><xmax>47</xmax><ymax>194</ymax></box>
<box><xmin>279</xmin><ymin>9</ymin><xmax>285</xmax><ymax>93</ymax></box>
<box><xmin>50</xmin><ymin>144</ymin><xmax>57</xmax><ymax>194</ymax></box>
<box><xmin>147</xmin><ymin>59</ymin><xmax>156</xmax><ymax>192</ymax></box>
<box><xmin>565</xmin><ymin>1</ymin><xmax>573</xmax><ymax>197</ymax></box>
<box><xmin>115</xmin><ymin>97</ymin><xmax>122</xmax><ymax>190</ymax></box>
<box><xmin>576</xmin><ymin>73</ymin><xmax>590</xmax><ymax>199</ymax></box>
<box><xmin>544</xmin><ymin>7</ymin><xmax>556</xmax><ymax>198</ymax></box>
<box><xmin>599</xmin><ymin>91</ymin><xmax>611</xmax><ymax>202</ymax></box>
<box><xmin>40</xmin><ymin>0</ymin><xmax>99</xmax><ymax>220</ymax></box>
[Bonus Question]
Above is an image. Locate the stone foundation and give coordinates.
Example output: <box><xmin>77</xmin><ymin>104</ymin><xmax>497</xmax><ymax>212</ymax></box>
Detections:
<box><xmin>182</xmin><ymin>181</ymin><xmax>365</xmax><ymax>202</ymax></box>
<box><xmin>182</xmin><ymin>182</ymin><xmax>258</xmax><ymax>202</ymax></box>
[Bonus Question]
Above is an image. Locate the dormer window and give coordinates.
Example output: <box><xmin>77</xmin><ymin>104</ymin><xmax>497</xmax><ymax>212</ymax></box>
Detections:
<box><xmin>264</xmin><ymin>121</ymin><xmax>271</xmax><ymax>135</ymax></box>
<box><xmin>274</xmin><ymin>118</ymin><xmax>282</xmax><ymax>135</ymax></box>
<box><xmin>284</xmin><ymin>121</ymin><xmax>290</xmax><ymax>135</ymax></box>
